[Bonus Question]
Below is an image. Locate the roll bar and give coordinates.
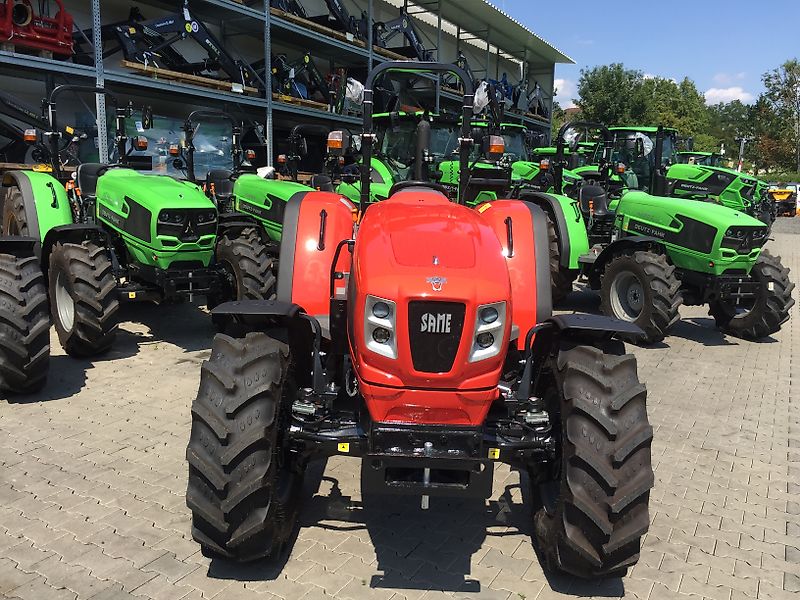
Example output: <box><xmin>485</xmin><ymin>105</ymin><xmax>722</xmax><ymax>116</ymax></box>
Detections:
<box><xmin>360</xmin><ymin>61</ymin><xmax>476</xmax><ymax>207</ymax></box>
<box><xmin>554</xmin><ymin>120</ymin><xmax>612</xmax><ymax>194</ymax></box>
<box><xmin>47</xmin><ymin>85</ymin><xmax>123</xmax><ymax>180</ymax></box>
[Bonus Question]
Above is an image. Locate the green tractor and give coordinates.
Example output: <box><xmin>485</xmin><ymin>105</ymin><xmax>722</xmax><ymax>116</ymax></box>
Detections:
<box><xmin>596</xmin><ymin>126</ymin><xmax>774</xmax><ymax>225</ymax></box>
<box><xmin>180</xmin><ymin>113</ymin><xmax>317</xmax><ymax>245</ymax></box>
<box><xmin>0</xmin><ymin>85</ymin><xmax>274</xmax><ymax>394</ymax></box>
<box><xmin>538</xmin><ymin>121</ymin><xmax>794</xmax><ymax>343</ymax></box>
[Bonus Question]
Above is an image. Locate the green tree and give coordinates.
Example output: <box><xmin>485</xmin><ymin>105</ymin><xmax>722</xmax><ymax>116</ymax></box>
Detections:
<box><xmin>638</xmin><ymin>76</ymin><xmax>710</xmax><ymax>138</ymax></box>
<box><xmin>575</xmin><ymin>63</ymin><xmax>648</xmax><ymax>124</ymax></box>
<box><xmin>761</xmin><ymin>58</ymin><xmax>800</xmax><ymax>172</ymax></box>
<box><xmin>708</xmin><ymin>100</ymin><xmax>750</xmax><ymax>160</ymax></box>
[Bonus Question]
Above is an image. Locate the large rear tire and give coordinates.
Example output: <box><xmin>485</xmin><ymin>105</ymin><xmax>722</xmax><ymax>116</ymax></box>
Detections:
<box><xmin>545</xmin><ymin>214</ymin><xmax>576</xmax><ymax>305</ymax></box>
<box><xmin>0</xmin><ymin>254</ymin><xmax>50</xmax><ymax>394</ymax></box>
<box><xmin>186</xmin><ymin>333</ymin><xmax>304</xmax><ymax>562</ymax></box>
<box><xmin>533</xmin><ymin>341</ymin><xmax>653</xmax><ymax>578</ymax></box>
<box><xmin>48</xmin><ymin>241</ymin><xmax>119</xmax><ymax>357</ymax></box>
<box><xmin>709</xmin><ymin>250</ymin><xmax>794</xmax><ymax>339</ymax></box>
<box><xmin>2</xmin><ymin>186</ymin><xmax>31</xmax><ymax>236</ymax></box>
<box><xmin>208</xmin><ymin>228</ymin><xmax>276</xmax><ymax>309</ymax></box>
<box><xmin>600</xmin><ymin>251</ymin><xmax>682</xmax><ymax>343</ymax></box>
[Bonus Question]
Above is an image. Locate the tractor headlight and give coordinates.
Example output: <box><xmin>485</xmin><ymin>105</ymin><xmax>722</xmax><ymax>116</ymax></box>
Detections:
<box><xmin>197</xmin><ymin>211</ymin><xmax>218</xmax><ymax>225</ymax></box>
<box><xmin>476</xmin><ymin>332</ymin><xmax>494</xmax><ymax>348</ymax></box>
<box><xmin>372</xmin><ymin>301</ymin><xmax>391</xmax><ymax>319</ymax></box>
<box><xmin>159</xmin><ymin>210</ymin><xmax>185</xmax><ymax>225</ymax></box>
<box><xmin>469</xmin><ymin>301</ymin><xmax>506</xmax><ymax>363</ymax></box>
<box><xmin>722</xmin><ymin>226</ymin><xmax>768</xmax><ymax>252</ymax></box>
<box><xmin>480</xmin><ymin>306</ymin><xmax>499</xmax><ymax>324</ymax></box>
<box><xmin>365</xmin><ymin>295</ymin><xmax>397</xmax><ymax>359</ymax></box>
<box><xmin>372</xmin><ymin>327</ymin><xmax>391</xmax><ymax>344</ymax></box>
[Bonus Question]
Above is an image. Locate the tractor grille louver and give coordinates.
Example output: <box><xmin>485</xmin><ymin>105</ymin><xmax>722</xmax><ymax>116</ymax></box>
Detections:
<box><xmin>407</xmin><ymin>301</ymin><xmax>466</xmax><ymax>373</ymax></box>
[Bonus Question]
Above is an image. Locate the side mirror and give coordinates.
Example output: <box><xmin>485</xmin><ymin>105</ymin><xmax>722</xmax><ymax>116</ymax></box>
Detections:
<box><xmin>297</xmin><ymin>137</ymin><xmax>308</xmax><ymax>157</ymax></box>
<box><xmin>636</xmin><ymin>138</ymin><xmax>645</xmax><ymax>157</ymax></box>
<box><xmin>327</xmin><ymin>130</ymin><xmax>349</xmax><ymax>157</ymax></box>
<box><xmin>351</xmin><ymin>134</ymin><xmax>362</xmax><ymax>153</ymax></box>
<box><xmin>141</xmin><ymin>106</ymin><xmax>153</xmax><ymax>130</ymax></box>
<box><xmin>686</xmin><ymin>136</ymin><xmax>694</xmax><ymax>151</ymax></box>
<box><xmin>482</xmin><ymin>134</ymin><xmax>505</xmax><ymax>162</ymax></box>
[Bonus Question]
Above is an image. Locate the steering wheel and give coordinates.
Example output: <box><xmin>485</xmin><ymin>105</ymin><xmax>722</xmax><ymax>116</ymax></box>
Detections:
<box><xmin>389</xmin><ymin>180</ymin><xmax>450</xmax><ymax>197</ymax></box>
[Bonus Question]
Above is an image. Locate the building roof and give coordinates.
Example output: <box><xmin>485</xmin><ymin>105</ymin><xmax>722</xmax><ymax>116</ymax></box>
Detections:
<box><xmin>437</xmin><ymin>0</ymin><xmax>573</xmax><ymax>66</ymax></box>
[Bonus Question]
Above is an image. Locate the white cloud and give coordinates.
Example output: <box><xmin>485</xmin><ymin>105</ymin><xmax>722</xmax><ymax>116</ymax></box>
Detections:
<box><xmin>554</xmin><ymin>78</ymin><xmax>577</xmax><ymax>109</ymax></box>
<box><xmin>704</xmin><ymin>86</ymin><xmax>754</xmax><ymax>105</ymax></box>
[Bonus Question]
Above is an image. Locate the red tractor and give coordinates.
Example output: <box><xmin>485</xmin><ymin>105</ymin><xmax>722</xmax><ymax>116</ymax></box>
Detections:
<box><xmin>185</xmin><ymin>62</ymin><xmax>654</xmax><ymax>578</ymax></box>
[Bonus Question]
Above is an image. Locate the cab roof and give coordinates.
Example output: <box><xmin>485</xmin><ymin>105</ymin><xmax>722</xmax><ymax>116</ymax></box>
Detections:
<box><xmin>610</xmin><ymin>126</ymin><xmax>680</xmax><ymax>134</ymax></box>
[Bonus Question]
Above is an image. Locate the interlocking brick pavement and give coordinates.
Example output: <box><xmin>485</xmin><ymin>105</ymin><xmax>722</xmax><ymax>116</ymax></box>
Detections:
<box><xmin>1</xmin><ymin>225</ymin><xmax>798</xmax><ymax>599</ymax></box>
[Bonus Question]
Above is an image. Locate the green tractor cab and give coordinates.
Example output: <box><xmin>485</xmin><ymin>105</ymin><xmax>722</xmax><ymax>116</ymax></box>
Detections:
<box><xmin>0</xmin><ymin>86</ymin><xmax>275</xmax><ymax>393</ymax></box>
<box><xmin>544</xmin><ymin>121</ymin><xmax>794</xmax><ymax>343</ymax></box>
<box><xmin>334</xmin><ymin>112</ymin><xmax>465</xmax><ymax>204</ymax></box>
<box><xmin>604</xmin><ymin>126</ymin><xmax>774</xmax><ymax>225</ymax></box>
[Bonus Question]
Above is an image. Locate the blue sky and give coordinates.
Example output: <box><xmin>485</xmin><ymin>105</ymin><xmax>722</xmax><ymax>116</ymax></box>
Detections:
<box><xmin>496</xmin><ymin>0</ymin><xmax>800</xmax><ymax>108</ymax></box>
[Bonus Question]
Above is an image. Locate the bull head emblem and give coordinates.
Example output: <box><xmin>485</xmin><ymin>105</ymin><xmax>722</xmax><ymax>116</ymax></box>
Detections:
<box><xmin>426</xmin><ymin>276</ymin><xmax>447</xmax><ymax>292</ymax></box>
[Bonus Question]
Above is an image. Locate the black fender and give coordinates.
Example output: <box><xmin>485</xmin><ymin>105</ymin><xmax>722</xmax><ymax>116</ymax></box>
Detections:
<box><xmin>516</xmin><ymin>313</ymin><xmax>644</xmax><ymax>402</ymax></box>
<box><xmin>211</xmin><ymin>299</ymin><xmax>319</xmax><ymax>390</ymax></box>
<box><xmin>517</xmin><ymin>190</ymin><xmax>573</xmax><ymax>269</ymax></box>
<box><xmin>41</xmin><ymin>224</ymin><xmax>110</xmax><ymax>279</ymax></box>
<box><xmin>0</xmin><ymin>235</ymin><xmax>40</xmax><ymax>260</ymax></box>
<box><xmin>2</xmin><ymin>171</ymin><xmax>42</xmax><ymax>241</ymax></box>
<box><xmin>586</xmin><ymin>235</ymin><xmax>665</xmax><ymax>289</ymax></box>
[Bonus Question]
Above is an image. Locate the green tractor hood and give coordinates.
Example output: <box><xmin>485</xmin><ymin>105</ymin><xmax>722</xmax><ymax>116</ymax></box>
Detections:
<box><xmin>95</xmin><ymin>169</ymin><xmax>217</xmax><ymax>269</ymax></box>
<box><xmin>617</xmin><ymin>191</ymin><xmax>768</xmax><ymax>275</ymax></box>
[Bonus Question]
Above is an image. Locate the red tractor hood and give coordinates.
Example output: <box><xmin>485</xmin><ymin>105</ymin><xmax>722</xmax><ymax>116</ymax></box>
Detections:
<box><xmin>350</xmin><ymin>190</ymin><xmax>512</xmax><ymax>425</ymax></box>
<box><xmin>355</xmin><ymin>191</ymin><xmax>508</xmax><ymax>299</ymax></box>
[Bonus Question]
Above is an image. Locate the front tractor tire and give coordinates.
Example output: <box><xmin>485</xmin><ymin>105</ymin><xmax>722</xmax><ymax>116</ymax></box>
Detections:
<box><xmin>186</xmin><ymin>333</ymin><xmax>304</xmax><ymax>562</ymax></box>
<box><xmin>209</xmin><ymin>228</ymin><xmax>276</xmax><ymax>309</ymax></box>
<box><xmin>600</xmin><ymin>251</ymin><xmax>682</xmax><ymax>343</ymax></box>
<box><xmin>0</xmin><ymin>254</ymin><xmax>50</xmax><ymax>394</ymax></box>
<box><xmin>48</xmin><ymin>241</ymin><xmax>119</xmax><ymax>357</ymax></box>
<box><xmin>534</xmin><ymin>341</ymin><xmax>653</xmax><ymax>578</ymax></box>
<box><xmin>709</xmin><ymin>250</ymin><xmax>795</xmax><ymax>340</ymax></box>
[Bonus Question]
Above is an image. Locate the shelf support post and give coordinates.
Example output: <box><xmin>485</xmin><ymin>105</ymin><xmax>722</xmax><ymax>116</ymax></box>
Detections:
<box><xmin>92</xmin><ymin>0</ymin><xmax>108</xmax><ymax>163</ymax></box>
<box><xmin>264</xmin><ymin>0</ymin><xmax>273</xmax><ymax>167</ymax></box>
<box><xmin>435</xmin><ymin>0</ymin><xmax>441</xmax><ymax>113</ymax></box>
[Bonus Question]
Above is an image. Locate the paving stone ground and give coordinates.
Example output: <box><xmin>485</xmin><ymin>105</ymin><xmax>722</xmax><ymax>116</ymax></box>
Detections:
<box><xmin>1</xmin><ymin>224</ymin><xmax>798</xmax><ymax>600</ymax></box>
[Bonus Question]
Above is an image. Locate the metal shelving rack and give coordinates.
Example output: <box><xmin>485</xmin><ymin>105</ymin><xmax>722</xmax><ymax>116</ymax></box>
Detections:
<box><xmin>0</xmin><ymin>0</ymin><xmax>569</xmax><ymax>166</ymax></box>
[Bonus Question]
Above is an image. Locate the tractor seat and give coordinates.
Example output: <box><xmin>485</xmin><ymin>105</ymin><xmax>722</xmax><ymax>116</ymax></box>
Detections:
<box><xmin>578</xmin><ymin>184</ymin><xmax>611</xmax><ymax>217</ymax></box>
<box><xmin>310</xmin><ymin>173</ymin><xmax>335</xmax><ymax>192</ymax></box>
<box><xmin>76</xmin><ymin>163</ymin><xmax>110</xmax><ymax>198</ymax></box>
<box><xmin>206</xmin><ymin>169</ymin><xmax>234</xmax><ymax>201</ymax></box>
